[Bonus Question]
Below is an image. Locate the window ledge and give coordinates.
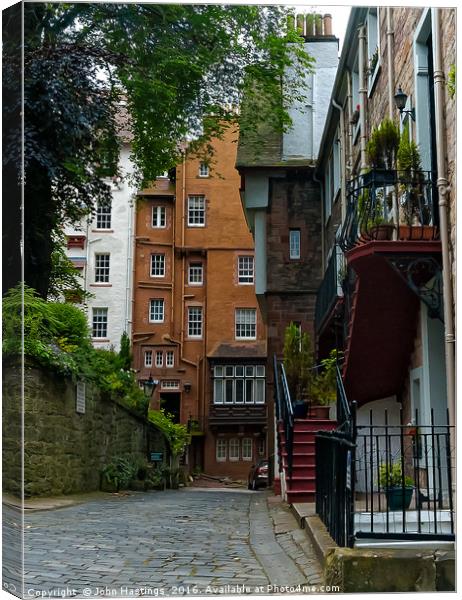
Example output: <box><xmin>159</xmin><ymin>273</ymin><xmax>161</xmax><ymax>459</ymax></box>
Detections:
<box><xmin>91</xmin><ymin>229</ymin><xmax>114</xmax><ymax>233</ymax></box>
<box><xmin>90</xmin><ymin>283</ymin><xmax>112</xmax><ymax>287</ymax></box>
<box><xmin>92</xmin><ymin>338</ymin><xmax>110</xmax><ymax>342</ymax></box>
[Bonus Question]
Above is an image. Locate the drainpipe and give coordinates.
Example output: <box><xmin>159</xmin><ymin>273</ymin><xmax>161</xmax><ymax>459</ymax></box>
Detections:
<box><xmin>432</xmin><ymin>9</ymin><xmax>455</xmax><ymax>448</ymax></box>
<box><xmin>358</xmin><ymin>25</ymin><xmax>368</xmax><ymax>172</ymax></box>
<box><xmin>332</xmin><ymin>98</ymin><xmax>347</xmax><ymax>222</ymax></box>
<box><xmin>386</xmin><ymin>8</ymin><xmax>395</xmax><ymax>120</ymax></box>
<box><xmin>124</xmin><ymin>193</ymin><xmax>134</xmax><ymax>337</ymax></box>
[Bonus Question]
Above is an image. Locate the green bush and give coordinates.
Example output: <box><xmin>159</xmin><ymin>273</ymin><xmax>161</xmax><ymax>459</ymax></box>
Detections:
<box><xmin>148</xmin><ymin>409</ymin><xmax>191</xmax><ymax>457</ymax></box>
<box><xmin>101</xmin><ymin>456</ymin><xmax>139</xmax><ymax>491</ymax></box>
<box><xmin>378</xmin><ymin>461</ymin><xmax>414</xmax><ymax>489</ymax></box>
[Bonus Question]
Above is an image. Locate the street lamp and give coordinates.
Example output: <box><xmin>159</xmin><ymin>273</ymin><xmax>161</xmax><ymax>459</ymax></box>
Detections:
<box><xmin>394</xmin><ymin>87</ymin><xmax>415</xmax><ymax>121</ymax></box>
<box><xmin>142</xmin><ymin>375</ymin><xmax>159</xmax><ymax>398</ymax></box>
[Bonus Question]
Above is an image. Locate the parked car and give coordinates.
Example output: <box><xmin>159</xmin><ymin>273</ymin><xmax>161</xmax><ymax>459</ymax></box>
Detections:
<box><xmin>247</xmin><ymin>459</ymin><xmax>268</xmax><ymax>490</ymax></box>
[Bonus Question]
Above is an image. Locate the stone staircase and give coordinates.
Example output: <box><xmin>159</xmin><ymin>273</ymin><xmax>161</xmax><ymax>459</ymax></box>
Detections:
<box><xmin>279</xmin><ymin>417</ymin><xmax>336</xmax><ymax>504</ymax></box>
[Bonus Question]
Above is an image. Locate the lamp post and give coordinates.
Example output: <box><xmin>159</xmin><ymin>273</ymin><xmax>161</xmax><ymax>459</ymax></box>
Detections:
<box><xmin>394</xmin><ymin>87</ymin><xmax>415</xmax><ymax>120</ymax></box>
<box><xmin>142</xmin><ymin>375</ymin><xmax>159</xmax><ymax>399</ymax></box>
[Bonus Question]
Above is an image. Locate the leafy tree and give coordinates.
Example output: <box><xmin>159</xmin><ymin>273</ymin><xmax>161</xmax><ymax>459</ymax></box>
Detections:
<box><xmin>283</xmin><ymin>322</ymin><xmax>313</xmax><ymax>401</ymax></box>
<box><xmin>118</xmin><ymin>331</ymin><xmax>132</xmax><ymax>371</ymax></box>
<box><xmin>3</xmin><ymin>3</ymin><xmax>313</xmax><ymax>298</ymax></box>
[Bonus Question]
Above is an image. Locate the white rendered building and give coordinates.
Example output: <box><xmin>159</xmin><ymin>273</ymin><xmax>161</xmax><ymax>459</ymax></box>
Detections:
<box><xmin>64</xmin><ymin>143</ymin><xmax>136</xmax><ymax>351</ymax></box>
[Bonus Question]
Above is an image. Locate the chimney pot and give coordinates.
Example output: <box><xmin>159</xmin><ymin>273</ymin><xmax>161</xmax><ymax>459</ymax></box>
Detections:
<box><xmin>296</xmin><ymin>14</ymin><xmax>305</xmax><ymax>36</ymax></box>
<box><xmin>315</xmin><ymin>14</ymin><xmax>323</xmax><ymax>36</ymax></box>
<box><xmin>323</xmin><ymin>14</ymin><xmax>333</xmax><ymax>36</ymax></box>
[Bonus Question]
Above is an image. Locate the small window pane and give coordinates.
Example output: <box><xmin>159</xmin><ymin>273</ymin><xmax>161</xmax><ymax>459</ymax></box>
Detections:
<box><xmin>245</xmin><ymin>379</ymin><xmax>254</xmax><ymax>404</ymax></box>
<box><xmin>188</xmin><ymin>263</ymin><xmax>203</xmax><ymax>285</ymax></box>
<box><xmin>144</xmin><ymin>351</ymin><xmax>153</xmax><ymax>367</ymax></box>
<box><xmin>96</xmin><ymin>201</ymin><xmax>111</xmax><ymax>229</ymax></box>
<box><xmin>225</xmin><ymin>366</ymin><xmax>234</xmax><ymax>377</ymax></box>
<box><xmin>92</xmin><ymin>308</ymin><xmax>108</xmax><ymax>338</ymax></box>
<box><xmin>188</xmin><ymin>307</ymin><xmax>203</xmax><ymax>338</ymax></box>
<box><xmin>188</xmin><ymin>195</ymin><xmax>205</xmax><ymax>226</ymax></box>
<box><xmin>235</xmin><ymin>365</ymin><xmax>244</xmax><ymax>377</ymax></box>
<box><xmin>290</xmin><ymin>230</ymin><xmax>301</xmax><ymax>259</ymax></box>
<box><xmin>245</xmin><ymin>366</ymin><xmax>255</xmax><ymax>377</ymax></box>
<box><xmin>229</xmin><ymin>438</ymin><xmax>240</xmax><ymax>461</ymax></box>
<box><xmin>242</xmin><ymin>438</ymin><xmax>253</xmax><ymax>461</ymax></box>
<box><xmin>95</xmin><ymin>253</ymin><xmax>110</xmax><ymax>283</ymax></box>
<box><xmin>152</xmin><ymin>206</ymin><xmax>166</xmax><ymax>228</ymax></box>
<box><xmin>214</xmin><ymin>366</ymin><xmax>223</xmax><ymax>378</ymax></box>
<box><xmin>235</xmin><ymin>379</ymin><xmax>245</xmax><ymax>404</ymax></box>
<box><xmin>149</xmin><ymin>299</ymin><xmax>164</xmax><ymax>322</ymax></box>
<box><xmin>256</xmin><ymin>365</ymin><xmax>265</xmax><ymax>377</ymax></box>
<box><xmin>238</xmin><ymin>256</ymin><xmax>254</xmax><ymax>284</ymax></box>
<box><xmin>225</xmin><ymin>380</ymin><xmax>234</xmax><ymax>404</ymax></box>
<box><xmin>155</xmin><ymin>351</ymin><xmax>163</xmax><ymax>367</ymax></box>
<box><xmin>216</xmin><ymin>438</ymin><xmax>227</xmax><ymax>461</ymax></box>
<box><xmin>166</xmin><ymin>351</ymin><xmax>174</xmax><ymax>367</ymax></box>
<box><xmin>255</xmin><ymin>379</ymin><xmax>265</xmax><ymax>404</ymax></box>
<box><xmin>214</xmin><ymin>379</ymin><xmax>224</xmax><ymax>404</ymax></box>
<box><xmin>151</xmin><ymin>254</ymin><xmax>165</xmax><ymax>277</ymax></box>
<box><xmin>199</xmin><ymin>163</ymin><xmax>209</xmax><ymax>177</ymax></box>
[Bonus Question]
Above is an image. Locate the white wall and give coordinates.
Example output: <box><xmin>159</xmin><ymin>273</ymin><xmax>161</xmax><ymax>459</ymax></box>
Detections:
<box><xmin>64</xmin><ymin>144</ymin><xmax>136</xmax><ymax>351</ymax></box>
<box><xmin>283</xmin><ymin>39</ymin><xmax>339</xmax><ymax>161</ymax></box>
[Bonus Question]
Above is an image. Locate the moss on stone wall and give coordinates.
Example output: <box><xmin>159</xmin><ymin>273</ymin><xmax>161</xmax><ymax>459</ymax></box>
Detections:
<box><xmin>2</xmin><ymin>364</ymin><xmax>167</xmax><ymax>497</ymax></box>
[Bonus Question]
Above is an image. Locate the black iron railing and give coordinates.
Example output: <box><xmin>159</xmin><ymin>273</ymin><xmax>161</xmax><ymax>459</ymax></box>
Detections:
<box><xmin>274</xmin><ymin>355</ymin><xmax>294</xmax><ymax>480</ymax></box>
<box><xmin>315</xmin><ymin>246</ymin><xmax>344</xmax><ymax>333</ymax></box>
<box><xmin>355</xmin><ymin>408</ymin><xmax>454</xmax><ymax>541</ymax></box>
<box><xmin>315</xmin><ymin>401</ymin><xmax>357</xmax><ymax>548</ymax></box>
<box><xmin>340</xmin><ymin>169</ymin><xmax>438</xmax><ymax>252</ymax></box>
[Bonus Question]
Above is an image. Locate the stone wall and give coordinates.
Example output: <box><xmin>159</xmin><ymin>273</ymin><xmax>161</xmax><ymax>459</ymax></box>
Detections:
<box><xmin>2</xmin><ymin>364</ymin><xmax>167</xmax><ymax>497</ymax></box>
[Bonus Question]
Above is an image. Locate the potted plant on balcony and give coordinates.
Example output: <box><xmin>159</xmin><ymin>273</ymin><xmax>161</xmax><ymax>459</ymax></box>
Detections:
<box><xmin>358</xmin><ymin>189</ymin><xmax>394</xmax><ymax>241</ymax></box>
<box><xmin>283</xmin><ymin>322</ymin><xmax>313</xmax><ymax>418</ymax></box>
<box><xmin>396</xmin><ymin>126</ymin><xmax>436</xmax><ymax>240</ymax></box>
<box><xmin>365</xmin><ymin>118</ymin><xmax>400</xmax><ymax>186</ymax></box>
<box><xmin>379</xmin><ymin>461</ymin><xmax>414</xmax><ymax>510</ymax></box>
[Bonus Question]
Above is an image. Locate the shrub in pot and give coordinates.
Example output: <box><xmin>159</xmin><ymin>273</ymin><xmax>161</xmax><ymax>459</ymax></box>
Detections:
<box><xmin>379</xmin><ymin>461</ymin><xmax>414</xmax><ymax>510</ymax></box>
<box><xmin>283</xmin><ymin>322</ymin><xmax>313</xmax><ymax>416</ymax></box>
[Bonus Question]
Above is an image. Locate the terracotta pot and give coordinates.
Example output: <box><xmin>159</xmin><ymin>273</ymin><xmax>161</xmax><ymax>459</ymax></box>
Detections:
<box><xmin>398</xmin><ymin>225</ymin><xmax>438</xmax><ymax>241</ymax></box>
<box><xmin>308</xmin><ymin>405</ymin><xmax>331</xmax><ymax>419</ymax></box>
<box><xmin>370</xmin><ymin>224</ymin><xmax>395</xmax><ymax>240</ymax></box>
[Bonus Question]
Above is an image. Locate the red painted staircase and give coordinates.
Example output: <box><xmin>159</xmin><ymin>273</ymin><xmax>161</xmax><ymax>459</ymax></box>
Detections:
<box><xmin>278</xmin><ymin>417</ymin><xmax>336</xmax><ymax>503</ymax></box>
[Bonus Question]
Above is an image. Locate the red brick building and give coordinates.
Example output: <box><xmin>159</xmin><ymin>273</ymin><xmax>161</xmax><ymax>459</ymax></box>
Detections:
<box><xmin>132</xmin><ymin>125</ymin><xmax>267</xmax><ymax>479</ymax></box>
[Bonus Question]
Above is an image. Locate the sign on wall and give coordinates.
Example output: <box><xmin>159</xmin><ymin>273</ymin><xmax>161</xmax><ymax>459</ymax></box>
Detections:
<box><xmin>76</xmin><ymin>381</ymin><xmax>86</xmax><ymax>414</ymax></box>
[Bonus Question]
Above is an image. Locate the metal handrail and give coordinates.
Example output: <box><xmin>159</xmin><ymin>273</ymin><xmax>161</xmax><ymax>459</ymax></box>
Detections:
<box><xmin>336</xmin><ymin>363</ymin><xmax>351</xmax><ymax>432</ymax></box>
<box><xmin>273</xmin><ymin>355</ymin><xmax>294</xmax><ymax>481</ymax></box>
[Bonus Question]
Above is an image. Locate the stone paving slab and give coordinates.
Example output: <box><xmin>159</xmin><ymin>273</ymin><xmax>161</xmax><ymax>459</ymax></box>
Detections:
<box><xmin>3</xmin><ymin>489</ymin><xmax>324</xmax><ymax>598</ymax></box>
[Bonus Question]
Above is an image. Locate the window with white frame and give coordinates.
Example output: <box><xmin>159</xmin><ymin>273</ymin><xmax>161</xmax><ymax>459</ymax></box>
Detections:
<box><xmin>289</xmin><ymin>230</ymin><xmax>301</xmax><ymax>259</ymax></box>
<box><xmin>152</xmin><ymin>206</ymin><xmax>166</xmax><ymax>228</ymax></box>
<box><xmin>161</xmin><ymin>380</ymin><xmax>180</xmax><ymax>390</ymax></box>
<box><xmin>188</xmin><ymin>307</ymin><xmax>203</xmax><ymax>338</ymax></box>
<box><xmin>367</xmin><ymin>8</ymin><xmax>380</xmax><ymax>92</ymax></box>
<box><xmin>151</xmin><ymin>254</ymin><xmax>165</xmax><ymax>277</ymax></box>
<box><xmin>155</xmin><ymin>350</ymin><xmax>163</xmax><ymax>367</ymax></box>
<box><xmin>242</xmin><ymin>438</ymin><xmax>253</xmax><ymax>461</ymax></box>
<box><xmin>144</xmin><ymin>350</ymin><xmax>153</xmax><ymax>367</ymax></box>
<box><xmin>94</xmin><ymin>253</ymin><xmax>110</xmax><ymax>283</ymax></box>
<box><xmin>149</xmin><ymin>299</ymin><xmax>164</xmax><ymax>322</ymax></box>
<box><xmin>166</xmin><ymin>350</ymin><xmax>174</xmax><ymax>367</ymax></box>
<box><xmin>187</xmin><ymin>195</ymin><xmax>205</xmax><ymax>226</ymax></box>
<box><xmin>229</xmin><ymin>438</ymin><xmax>240</xmax><ymax>461</ymax></box>
<box><xmin>198</xmin><ymin>162</ymin><xmax>209</xmax><ymax>178</ymax></box>
<box><xmin>96</xmin><ymin>201</ymin><xmax>112</xmax><ymax>229</ymax></box>
<box><xmin>188</xmin><ymin>262</ymin><xmax>203</xmax><ymax>285</ymax></box>
<box><xmin>235</xmin><ymin>308</ymin><xmax>256</xmax><ymax>340</ymax></box>
<box><xmin>216</xmin><ymin>438</ymin><xmax>227</xmax><ymax>461</ymax></box>
<box><xmin>213</xmin><ymin>364</ymin><xmax>265</xmax><ymax>405</ymax></box>
<box><xmin>238</xmin><ymin>256</ymin><xmax>254</xmax><ymax>284</ymax></box>
<box><xmin>92</xmin><ymin>308</ymin><xmax>108</xmax><ymax>338</ymax></box>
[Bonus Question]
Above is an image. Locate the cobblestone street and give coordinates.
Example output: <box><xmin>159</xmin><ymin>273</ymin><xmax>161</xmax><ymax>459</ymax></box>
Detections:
<box><xmin>3</xmin><ymin>489</ymin><xmax>323</xmax><ymax>598</ymax></box>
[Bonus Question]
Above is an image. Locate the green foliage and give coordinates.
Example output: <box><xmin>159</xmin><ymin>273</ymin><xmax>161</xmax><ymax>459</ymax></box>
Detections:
<box><xmin>3</xmin><ymin>284</ymin><xmax>147</xmax><ymax>414</ymax></box>
<box><xmin>448</xmin><ymin>63</ymin><xmax>456</xmax><ymax>99</ymax></box>
<box><xmin>283</xmin><ymin>322</ymin><xmax>313</xmax><ymax>401</ymax></box>
<box><xmin>148</xmin><ymin>409</ymin><xmax>191</xmax><ymax>458</ymax></box>
<box><xmin>47</xmin><ymin>231</ymin><xmax>92</xmax><ymax>303</ymax></box>
<box><xmin>4</xmin><ymin>3</ymin><xmax>314</xmax><ymax>298</ymax></box>
<box><xmin>397</xmin><ymin>123</ymin><xmax>422</xmax><ymax>174</ymax></box>
<box><xmin>101</xmin><ymin>456</ymin><xmax>139</xmax><ymax>491</ymax></box>
<box><xmin>378</xmin><ymin>461</ymin><xmax>414</xmax><ymax>489</ymax></box>
<box><xmin>311</xmin><ymin>350</ymin><xmax>342</xmax><ymax>406</ymax></box>
<box><xmin>118</xmin><ymin>332</ymin><xmax>132</xmax><ymax>371</ymax></box>
<box><xmin>366</xmin><ymin>118</ymin><xmax>400</xmax><ymax>170</ymax></box>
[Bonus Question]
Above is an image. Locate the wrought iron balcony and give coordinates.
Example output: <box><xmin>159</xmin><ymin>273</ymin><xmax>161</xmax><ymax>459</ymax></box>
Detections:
<box><xmin>315</xmin><ymin>246</ymin><xmax>344</xmax><ymax>334</ymax></box>
<box><xmin>339</xmin><ymin>170</ymin><xmax>438</xmax><ymax>252</ymax></box>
